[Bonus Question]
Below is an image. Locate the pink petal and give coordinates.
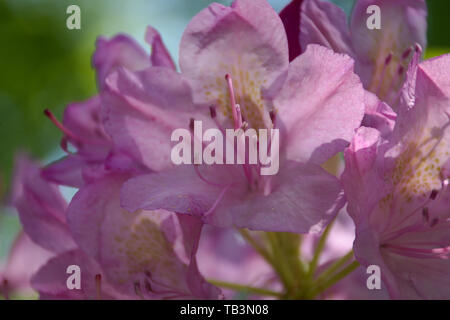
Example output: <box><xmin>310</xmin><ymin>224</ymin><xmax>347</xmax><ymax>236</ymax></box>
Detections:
<box><xmin>179</xmin><ymin>0</ymin><xmax>288</xmax><ymax>129</ymax></box>
<box><xmin>279</xmin><ymin>0</ymin><xmax>304</xmax><ymax>61</ymax></box>
<box><xmin>42</xmin><ymin>155</ymin><xmax>85</xmax><ymax>188</ymax></box>
<box><xmin>145</xmin><ymin>26</ymin><xmax>176</xmax><ymax>71</ymax></box>
<box><xmin>227</xmin><ymin>162</ymin><xmax>345</xmax><ymax>233</ymax></box>
<box><xmin>67</xmin><ymin>174</ymin><xmax>220</xmax><ymax>299</ymax></box>
<box><xmin>102</xmin><ymin>67</ymin><xmax>212</xmax><ymax>171</ymax></box>
<box><xmin>13</xmin><ymin>156</ymin><xmax>76</xmax><ymax>253</ymax></box>
<box><xmin>1</xmin><ymin>232</ymin><xmax>53</xmax><ymax>295</ymax></box>
<box><xmin>300</xmin><ymin>0</ymin><xmax>354</xmax><ymax>56</ymax></box>
<box><xmin>275</xmin><ymin>44</ymin><xmax>365</xmax><ymax>165</ymax></box>
<box><xmin>31</xmin><ymin>249</ymin><xmax>125</xmax><ymax>300</ymax></box>
<box><xmin>93</xmin><ymin>34</ymin><xmax>150</xmax><ymax>89</ymax></box>
<box><xmin>350</xmin><ymin>0</ymin><xmax>427</xmax><ymax>92</ymax></box>
<box><xmin>362</xmin><ymin>91</ymin><xmax>396</xmax><ymax>138</ymax></box>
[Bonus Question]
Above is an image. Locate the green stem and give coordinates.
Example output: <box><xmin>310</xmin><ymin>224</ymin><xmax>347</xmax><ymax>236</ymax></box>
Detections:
<box><xmin>238</xmin><ymin>229</ymin><xmax>273</xmax><ymax>265</ymax></box>
<box><xmin>265</xmin><ymin>232</ymin><xmax>297</xmax><ymax>292</ymax></box>
<box><xmin>307</xmin><ymin>219</ymin><xmax>335</xmax><ymax>280</ymax></box>
<box><xmin>307</xmin><ymin>261</ymin><xmax>360</xmax><ymax>299</ymax></box>
<box><xmin>207</xmin><ymin>279</ymin><xmax>282</xmax><ymax>298</ymax></box>
<box><xmin>314</xmin><ymin>250</ymin><xmax>354</xmax><ymax>285</ymax></box>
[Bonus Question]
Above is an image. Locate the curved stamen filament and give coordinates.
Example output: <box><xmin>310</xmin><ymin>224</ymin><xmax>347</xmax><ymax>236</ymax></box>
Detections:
<box><xmin>44</xmin><ymin>109</ymin><xmax>82</xmax><ymax>146</ymax></box>
<box><xmin>384</xmin><ymin>243</ymin><xmax>450</xmax><ymax>259</ymax></box>
<box><xmin>193</xmin><ymin>165</ymin><xmax>230</xmax><ymax>188</ymax></box>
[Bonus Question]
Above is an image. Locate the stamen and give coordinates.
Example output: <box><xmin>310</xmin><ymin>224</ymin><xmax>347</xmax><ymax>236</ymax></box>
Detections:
<box><xmin>144</xmin><ymin>279</ymin><xmax>153</xmax><ymax>293</ymax></box>
<box><xmin>376</xmin><ymin>52</ymin><xmax>393</xmax><ymax>95</ymax></box>
<box><xmin>225</xmin><ymin>74</ymin><xmax>240</xmax><ymax>130</ymax></box>
<box><xmin>415</xmin><ymin>43</ymin><xmax>422</xmax><ymax>54</ymax></box>
<box><xmin>44</xmin><ymin>109</ymin><xmax>82</xmax><ymax>145</ymax></box>
<box><xmin>134</xmin><ymin>281</ymin><xmax>144</xmax><ymax>299</ymax></box>
<box><xmin>422</xmin><ymin>207</ymin><xmax>429</xmax><ymax>222</ymax></box>
<box><xmin>402</xmin><ymin>47</ymin><xmax>412</xmax><ymax>60</ymax></box>
<box><xmin>1</xmin><ymin>278</ymin><xmax>9</xmax><ymax>300</ymax></box>
<box><xmin>385</xmin><ymin>243</ymin><xmax>450</xmax><ymax>259</ymax></box>
<box><xmin>95</xmin><ymin>274</ymin><xmax>102</xmax><ymax>300</ymax></box>
<box><xmin>143</xmin><ymin>271</ymin><xmax>189</xmax><ymax>297</ymax></box>
<box><xmin>203</xmin><ymin>183</ymin><xmax>233</xmax><ymax>217</ymax></box>
<box><xmin>235</xmin><ymin>104</ymin><xmax>243</xmax><ymax>129</ymax></box>
<box><xmin>193</xmin><ymin>165</ymin><xmax>230</xmax><ymax>188</ymax></box>
<box><xmin>269</xmin><ymin>110</ymin><xmax>276</xmax><ymax>123</ymax></box>
<box><xmin>209</xmin><ymin>105</ymin><xmax>216</xmax><ymax>119</ymax></box>
<box><xmin>430</xmin><ymin>218</ymin><xmax>439</xmax><ymax>228</ymax></box>
<box><xmin>384</xmin><ymin>52</ymin><xmax>393</xmax><ymax>66</ymax></box>
<box><xmin>430</xmin><ymin>189</ymin><xmax>439</xmax><ymax>200</ymax></box>
<box><xmin>189</xmin><ymin>118</ymin><xmax>195</xmax><ymax>131</ymax></box>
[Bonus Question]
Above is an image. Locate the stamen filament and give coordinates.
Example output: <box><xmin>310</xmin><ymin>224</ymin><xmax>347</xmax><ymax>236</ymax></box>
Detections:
<box><xmin>44</xmin><ymin>109</ymin><xmax>82</xmax><ymax>145</ymax></box>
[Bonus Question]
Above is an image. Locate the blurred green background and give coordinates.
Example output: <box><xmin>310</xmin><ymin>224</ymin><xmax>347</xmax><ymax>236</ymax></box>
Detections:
<box><xmin>0</xmin><ymin>0</ymin><xmax>449</xmax><ymax>259</ymax></box>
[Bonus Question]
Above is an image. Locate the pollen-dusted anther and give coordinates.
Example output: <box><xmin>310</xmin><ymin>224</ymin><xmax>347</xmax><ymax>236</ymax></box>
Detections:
<box><xmin>94</xmin><ymin>274</ymin><xmax>102</xmax><ymax>300</ymax></box>
<box><xmin>430</xmin><ymin>189</ymin><xmax>439</xmax><ymax>200</ymax></box>
<box><xmin>209</xmin><ymin>105</ymin><xmax>216</xmax><ymax>119</ymax></box>
<box><xmin>422</xmin><ymin>207</ymin><xmax>429</xmax><ymax>222</ymax></box>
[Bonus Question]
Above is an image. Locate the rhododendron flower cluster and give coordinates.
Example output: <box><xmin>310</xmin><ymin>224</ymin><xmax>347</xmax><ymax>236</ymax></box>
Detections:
<box><xmin>1</xmin><ymin>0</ymin><xmax>449</xmax><ymax>300</ymax></box>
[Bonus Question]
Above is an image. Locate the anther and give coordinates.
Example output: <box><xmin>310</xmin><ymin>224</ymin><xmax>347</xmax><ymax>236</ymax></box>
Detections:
<box><xmin>430</xmin><ymin>189</ymin><xmax>439</xmax><ymax>200</ymax></box>
<box><xmin>209</xmin><ymin>105</ymin><xmax>216</xmax><ymax>119</ymax></box>
<box><xmin>134</xmin><ymin>281</ymin><xmax>144</xmax><ymax>298</ymax></box>
<box><xmin>269</xmin><ymin>110</ymin><xmax>276</xmax><ymax>123</ymax></box>
<box><xmin>144</xmin><ymin>279</ymin><xmax>153</xmax><ymax>293</ymax></box>
<box><xmin>95</xmin><ymin>274</ymin><xmax>102</xmax><ymax>300</ymax></box>
<box><xmin>189</xmin><ymin>118</ymin><xmax>195</xmax><ymax>131</ymax></box>
<box><xmin>422</xmin><ymin>207</ymin><xmax>429</xmax><ymax>222</ymax></box>
<box><xmin>430</xmin><ymin>218</ymin><xmax>439</xmax><ymax>227</ymax></box>
<box><xmin>1</xmin><ymin>278</ymin><xmax>9</xmax><ymax>300</ymax></box>
<box><xmin>402</xmin><ymin>47</ymin><xmax>412</xmax><ymax>60</ymax></box>
<box><xmin>384</xmin><ymin>52</ymin><xmax>393</xmax><ymax>66</ymax></box>
<box><xmin>414</xmin><ymin>43</ymin><xmax>422</xmax><ymax>53</ymax></box>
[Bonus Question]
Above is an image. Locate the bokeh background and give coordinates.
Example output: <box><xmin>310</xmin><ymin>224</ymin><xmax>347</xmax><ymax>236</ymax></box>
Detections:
<box><xmin>0</xmin><ymin>0</ymin><xmax>449</xmax><ymax>277</ymax></box>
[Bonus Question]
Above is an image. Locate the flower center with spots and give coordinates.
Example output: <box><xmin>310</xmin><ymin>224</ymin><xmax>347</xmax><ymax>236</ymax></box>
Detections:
<box><xmin>369</xmin><ymin>45</ymin><xmax>420</xmax><ymax>105</ymax></box>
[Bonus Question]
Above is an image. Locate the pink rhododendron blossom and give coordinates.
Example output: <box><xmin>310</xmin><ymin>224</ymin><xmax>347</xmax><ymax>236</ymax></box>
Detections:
<box><xmin>282</xmin><ymin>0</ymin><xmax>427</xmax><ymax>108</ymax></box>
<box><xmin>3</xmin><ymin>0</ymin><xmax>449</xmax><ymax>302</ymax></box>
<box><xmin>117</xmin><ymin>0</ymin><xmax>365</xmax><ymax>233</ymax></box>
<box><xmin>42</xmin><ymin>29</ymin><xmax>175</xmax><ymax>187</ymax></box>
<box><xmin>9</xmin><ymin>155</ymin><xmax>219</xmax><ymax>300</ymax></box>
<box><xmin>342</xmin><ymin>54</ymin><xmax>450</xmax><ymax>299</ymax></box>
<box><xmin>67</xmin><ymin>174</ymin><xmax>221</xmax><ymax>299</ymax></box>
<box><xmin>0</xmin><ymin>232</ymin><xmax>53</xmax><ymax>298</ymax></box>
